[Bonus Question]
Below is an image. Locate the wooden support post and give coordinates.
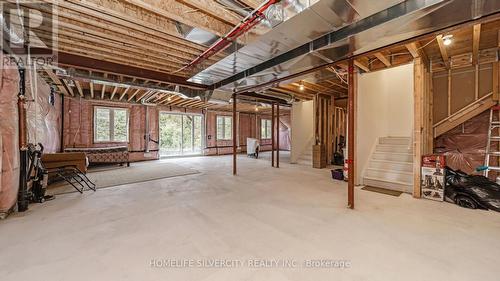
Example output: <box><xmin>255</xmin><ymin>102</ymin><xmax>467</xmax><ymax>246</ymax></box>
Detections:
<box><xmin>493</xmin><ymin>62</ymin><xmax>499</xmax><ymax>101</ymax></box>
<box><xmin>276</xmin><ymin>104</ymin><xmax>280</xmax><ymax>168</ymax></box>
<box><xmin>347</xmin><ymin>59</ymin><xmax>355</xmax><ymax>209</ymax></box>
<box><xmin>414</xmin><ymin>57</ymin><xmax>424</xmax><ymax>198</ymax></box>
<box><xmin>271</xmin><ymin>103</ymin><xmax>275</xmax><ymax>167</ymax></box>
<box><xmin>233</xmin><ymin>93</ymin><xmax>237</xmax><ymax>175</ymax></box>
<box><xmin>447</xmin><ymin>69</ymin><xmax>452</xmax><ymax>116</ymax></box>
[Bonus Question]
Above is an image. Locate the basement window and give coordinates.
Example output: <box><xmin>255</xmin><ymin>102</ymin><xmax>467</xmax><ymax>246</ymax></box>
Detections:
<box><xmin>94</xmin><ymin>107</ymin><xmax>129</xmax><ymax>143</ymax></box>
<box><xmin>216</xmin><ymin>116</ymin><xmax>232</xmax><ymax>140</ymax></box>
<box><xmin>261</xmin><ymin>119</ymin><xmax>272</xmax><ymax>140</ymax></box>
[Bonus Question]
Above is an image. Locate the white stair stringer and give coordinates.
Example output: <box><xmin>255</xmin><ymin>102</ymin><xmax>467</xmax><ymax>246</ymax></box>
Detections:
<box><xmin>363</xmin><ymin>137</ymin><xmax>414</xmax><ymax>193</ymax></box>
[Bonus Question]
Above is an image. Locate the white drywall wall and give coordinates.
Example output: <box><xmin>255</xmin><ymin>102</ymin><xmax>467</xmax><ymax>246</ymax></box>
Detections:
<box><xmin>290</xmin><ymin>100</ymin><xmax>314</xmax><ymax>163</ymax></box>
<box><xmin>355</xmin><ymin>63</ymin><xmax>414</xmax><ymax>183</ymax></box>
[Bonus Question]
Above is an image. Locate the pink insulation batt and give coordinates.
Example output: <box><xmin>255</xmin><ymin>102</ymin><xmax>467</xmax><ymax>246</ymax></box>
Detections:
<box><xmin>0</xmin><ymin>58</ymin><xmax>20</xmax><ymax>216</ymax></box>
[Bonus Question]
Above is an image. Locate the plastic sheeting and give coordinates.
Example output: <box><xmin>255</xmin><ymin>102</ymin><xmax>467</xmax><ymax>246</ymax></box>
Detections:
<box><xmin>434</xmin><ymin>110</ymin><xmax>489</xmax><ymax>176</ymax></box>
<box><xmin>0</xmin><ymin>57</ymin><xmax>20</xmax><ymax>216</ymax></box>
<box><xmin>26</xmin><ymin>72</ymin><xmax>61</xmax><ymax>153</ymax></box>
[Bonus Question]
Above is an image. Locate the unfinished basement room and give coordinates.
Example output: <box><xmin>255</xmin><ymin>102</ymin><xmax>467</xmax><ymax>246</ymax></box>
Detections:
<box><xmin>1</xmin><ymin>0</ymin><xmax>500</xmax><ymax>280</ymax></box>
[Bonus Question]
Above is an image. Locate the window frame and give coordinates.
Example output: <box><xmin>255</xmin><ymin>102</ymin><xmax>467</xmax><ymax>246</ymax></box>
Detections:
<box><xmin>93</xmin><ymin>106</ymin><xmax>130</xmax><ymax>143</ymax></box>
<box><xmin>158</xmin><ymin>111</ymin><xmax>205</xmax><ymax>157</ymax></box>
<box><xmin>216</xmin><ymin>115</ymin><xmax>233</xmax><ymax>141</ymax></box>
<box><xmin>260</xmin><ymin>118</ymin><xmax>272</xmax><ymax>140</ymax></box>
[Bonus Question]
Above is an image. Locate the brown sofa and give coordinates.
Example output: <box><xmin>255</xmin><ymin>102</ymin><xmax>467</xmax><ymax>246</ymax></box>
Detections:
<box><xmin>41</xmin><ymin>152</ymin><xmax>88</xmax><ymax>173</ymax></box>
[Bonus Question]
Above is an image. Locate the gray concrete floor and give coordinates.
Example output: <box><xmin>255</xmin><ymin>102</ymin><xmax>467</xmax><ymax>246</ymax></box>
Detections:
<box><xmin>1</xmin><ymin>153</ymin><xmax>500</xmax><ymax>281</ymax></box>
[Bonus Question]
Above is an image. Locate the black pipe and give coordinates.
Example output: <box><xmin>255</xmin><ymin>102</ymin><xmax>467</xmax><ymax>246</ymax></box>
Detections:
<box><xmin>60</xmin><ymin>93</ymin><xmax>64</xmax><ymax>153</ymax></box>
<box><xmin>17</xmin><ymin>68</ymin><xmax>29</xmax><ymax>212</ymax></box>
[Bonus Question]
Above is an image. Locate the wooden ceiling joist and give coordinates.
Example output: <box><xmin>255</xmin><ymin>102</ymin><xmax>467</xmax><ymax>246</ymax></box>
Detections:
<box><xmin>110</xmin><ymin>86</ymin><xmax>119</xmax><ymax>100</ymax></box>
<box><xmin>120</xmin><ymin>0</ymin><xmax>232</xmax><ymax>36</ymax></box>
<box><xmin>177</xmin><ymin>0</ymin><xmax>242</xmax><ymax>26</ymax></box>
<box><xmin>354</xmin><ymin>59</ymin><xmax>370</xmax><ymax>72</ymax></box>
<box><xmin>436</xmin><ymin>34</ymin><xmax>450</xmax><ymax>68</ymax></box>
<box><xmin>61</xmin><ymin>79</ymin><xmax>75</xmax><ymax>97</ymax></box>
<box><xmin>127</xmin><ymin>89</ymin><xmax>142</xmax><ymax>102</ymax></box>
<box><xmin>90</xmin><ymin>82</ymin><xmax>95</xmax><ymax>98</ymax></box>
<box><xmin>119</xmin><ymin>87</ymin><xmax>130</xmax><ymax>101</ymax></box>
<box><xmin>44</xmin><ymin>68</ymin><xmax>70</xmax><ymax>96</ymax></box>
<box><xmin>74</xmin><ymin>80</ymin><xmax>84</xmax><ymax>97</ymax></box>
<box><xmin>374</xmin><ymin>52</ymin><xmax>391</xmax><ymax>67</ymax></box>
<box><xmin>101</xmin><ymin>84</ymin><xmax>106</xmax><ymax>99</ymax></box>
<box><xmin>52</xmin><ymin>51</ymin><xmax>205</xmax><ymax>89</ymax></box>
<box><xmin>405</xmin><ymin>42</ymin><xmax>428</xmax><ymax>62</ymax></box>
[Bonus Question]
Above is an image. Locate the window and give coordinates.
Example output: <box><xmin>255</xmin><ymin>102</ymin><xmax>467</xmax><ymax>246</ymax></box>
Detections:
<box><xmin>261</xmin><ymin>119</ymin><xmax>272</xmax><ymax>139</ymax></box>
<box><xmin>216</xmin><ymin>116</ymin><xmax>232</xmax><ymax>140</ymax></box>
<box><xmin>94</xmin><ymin>107</ymin><xmax>129</xmax><ymax>142</ymax></box>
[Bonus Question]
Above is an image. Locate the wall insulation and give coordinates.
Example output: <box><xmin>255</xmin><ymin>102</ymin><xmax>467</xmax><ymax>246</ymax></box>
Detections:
<box><xmin>435</xmin><ymin>110</ymin><xmax>488</xmax><ymax>175</ymax></box>
<box><xmin>205</xmin><ymin>110</ymin><xmax>291</xmax><ymax>156</ymax></box>
<box><xmin>63</xmin><ymin>98</ymin><xmax>160</xmax><ymax>162</ymax></box>
<box><xmin>0</xmin><ymin>58</ymin><xmax>19</xmax><ymax>216</ymax></box>
<box><xmin>26</xmin><ymin>71</ymin><xmax>62</xmax><ymax>153</ymax></box>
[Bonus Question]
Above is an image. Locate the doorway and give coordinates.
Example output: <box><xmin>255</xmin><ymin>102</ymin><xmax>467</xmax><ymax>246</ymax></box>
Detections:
<box><xmin>159</xmin><ymin>112</ymin><xmax>203</xmax><ymax>157</ymax></box>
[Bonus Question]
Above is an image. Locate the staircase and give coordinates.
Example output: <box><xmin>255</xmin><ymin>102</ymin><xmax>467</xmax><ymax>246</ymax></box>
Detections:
<box><xmin>297</xmin><ymin>146</ymin><xmax>313</xmax><ymax>165</ymax></box>
<box><xmin>363</xmin><ymin>137</ymin><xmax>413</xmax><ymax>193</ymax></box>
<box><xmin>292</xmin><ymin>138</ymin><xmax>314</xmax><ymax>165</ymax></box>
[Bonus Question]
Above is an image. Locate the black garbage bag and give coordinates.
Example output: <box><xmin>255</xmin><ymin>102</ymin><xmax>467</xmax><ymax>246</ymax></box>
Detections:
<box><xmin>445</xmin><ymin>167</ymin><xmax>500</xmax><ymax>212</ymax></box>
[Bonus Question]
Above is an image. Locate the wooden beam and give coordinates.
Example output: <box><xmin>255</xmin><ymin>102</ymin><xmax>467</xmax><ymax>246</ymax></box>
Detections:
<box><xmin>122</xmin><ymin>0</ymin><xmax>232</xmax><ymax>36</ymax></box>
<box><xmin>177</xmin><ymin>0</ymin><xmax>241</xmax><ymax>25</ymax></box>
<box><xmin>472</xmin><ymin>24</ymin><xmax>481</xmax><ymax>65</ymax></box>
<box><xmin>44</xmin><ymin>68</ymin><xmax>70</xmax><ymax>96</ymax></box>
<box><xmin>74</xmin><ymin>80</ymin><xmax>84</xmax><ymax>97</ymax></box>
<box><xmin>61</xmin><ymin>79</ymin><xmax>75</xmax><ymax>97</ymax></box>
<box><xmin>90</xmin><ymin>81</ymin><xmax>94</xmax><ymax>98</ymax></box>
<box><xmin>101</xmin><ymin>84</ymin><xmax>106</xmax><ymax>99</ymax></box>
<box><xmin>119</xmin><ymin>87</ymin><xmax>131</xmax><ymax>101</ymax></box>
<box><xmin>354</xmin><ymin>59</ymin><xmax>370</xmax><ymax>72</ymax></box>
<box><xmin>136</xmin><ymin>90</ymin><xmax>151</xmax><ymax>102</ymax></box>
<box><xmin>436</xmin><ymin>35</ymin><xmax>450</xmax><ymax>68</ymax></box>
<box><xmin>413</xmin><ymin>57</ymin><xmax>424</xmax><ymax>198</ymax></box>
<box><xmin>405</xmin><ymin>42</ymin><xmax>420</xmax><ymax>59</ymax></box>
<box><xmin>374</xmin><ymin>52</ymin><xmax>391</xmax><ymax>67</ymax></box>
<box><xmin>110</xmin><ymin>86</ymin><xmax>119</xmax><ymax>100</ymax></box>
<box><xmin>53</xmin><ymin>51</ymin><xmax>203</xmax><ymax>89</ymax></box>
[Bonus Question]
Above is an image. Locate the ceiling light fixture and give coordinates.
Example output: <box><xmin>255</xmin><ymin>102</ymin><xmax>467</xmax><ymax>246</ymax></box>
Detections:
<box><xmin>299</xmin><ymin>81</ymin><xmax>305</xmax><ymax>91</ymax></box>
<box><xmin>443</xmin><ymin>34</ymin><xmax>453</xmax><ymax>46</ymax></box>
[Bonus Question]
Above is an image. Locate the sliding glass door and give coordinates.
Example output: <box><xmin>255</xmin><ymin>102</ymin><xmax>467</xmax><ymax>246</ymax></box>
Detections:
<box><xmin>159</xmin><ymin>112</ymin><xmax>203</xmax><ymax>157</ymax></box>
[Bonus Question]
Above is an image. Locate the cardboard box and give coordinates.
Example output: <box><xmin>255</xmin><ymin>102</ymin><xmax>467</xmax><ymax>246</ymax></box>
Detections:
<box><xmin>421</xmin><ymin>155</ymin><xmax>446</xmax><ymax>201</ymax></box>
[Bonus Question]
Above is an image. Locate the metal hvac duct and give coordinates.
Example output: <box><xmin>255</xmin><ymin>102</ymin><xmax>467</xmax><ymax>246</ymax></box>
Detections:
<box><xmin>188</xmin><ymin>0</ymin><xmax>500</xmax><ymax>94</ymax></box>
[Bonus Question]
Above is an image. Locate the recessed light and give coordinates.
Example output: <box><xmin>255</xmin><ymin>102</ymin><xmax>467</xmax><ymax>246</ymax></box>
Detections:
<box><xmin>443</xmin><ymin>35</ymin><xmax>453</xmax><ymax>46</ymax></box>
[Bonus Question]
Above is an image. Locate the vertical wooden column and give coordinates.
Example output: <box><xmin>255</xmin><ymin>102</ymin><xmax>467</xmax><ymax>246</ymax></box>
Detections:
<box><xmin>276</xmin><ymin>103</ymin><xmax>280</xmax><ymax>168</ymax></box>
<box><xmin>413</xmin><ymin>57</ymin><xmax>424</xmax><ymax>198</ymax></box>
<box><xmin>232</xmin><ymin>93</ymin><xmax>237</xmax><ymax>175</ymax></box>
<box><xmin>347</xmin><ymin>59</ymin><xmax>355</xmax><ymax>209</ymax></box>
<box><xmin>271</xmin><ymin>103</ymin><xmax>275</xmax><ymax>167</ymax></box>
<box><xmin>413</xmin><ymin>56</ymin><xmax>432</xmax><ymax>198</ymax></box>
